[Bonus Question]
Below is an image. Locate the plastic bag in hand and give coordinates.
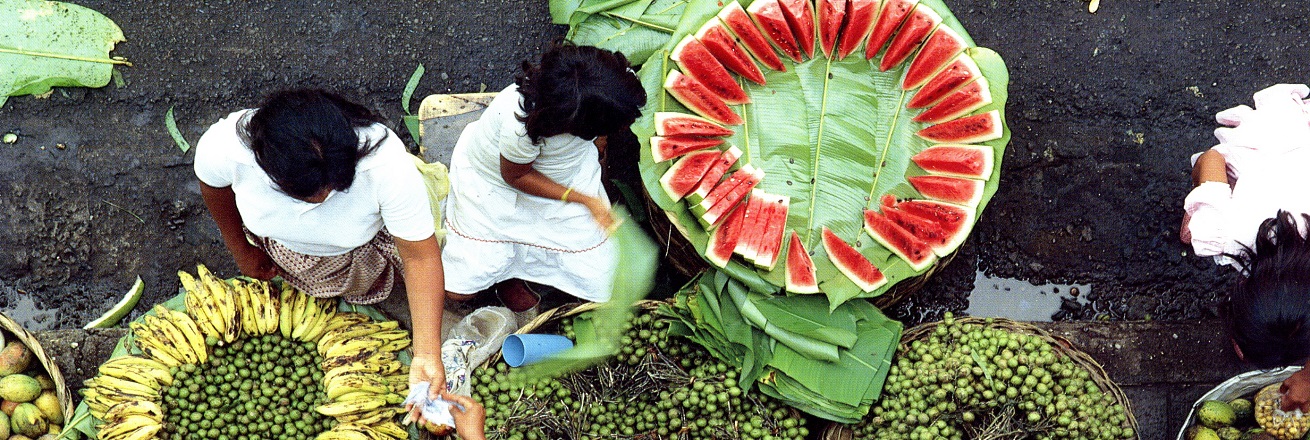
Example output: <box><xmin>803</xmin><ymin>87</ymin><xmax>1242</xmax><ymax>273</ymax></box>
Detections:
<box><xmin>1214</xmin><ymin>84</ymin><xmax>1310</xmax><ymax>154</ymax></box>
<box><xmin>404</xmin><ymin>382</ymin><xmax>459</xmax><ymax>435</ymax></box>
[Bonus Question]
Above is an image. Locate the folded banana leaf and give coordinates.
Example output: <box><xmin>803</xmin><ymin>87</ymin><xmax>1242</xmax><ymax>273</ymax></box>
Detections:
<box><xmin>725</xmin><ymin>279</ymin><xmax>840</xmax><ymax>362</ymax></box>
<box><xmin>548</xmin><ymin>0</ymin><xmax>695</xmax><ymax>65</ymax></box>
<box><xmin>752</xmin><ymin>294</ymin><xmax>858</xmax><ymax>349</ymax></box>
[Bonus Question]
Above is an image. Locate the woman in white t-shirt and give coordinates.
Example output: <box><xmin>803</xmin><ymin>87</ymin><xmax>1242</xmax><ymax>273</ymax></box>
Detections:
<box><xmin>194</xmin><ymin>89</ymin><xmax>447</xmax><ymax>397</ymax></box>
<box><xmin>441</xmin><ymin>43</ymin><xmax>646</xmax><ymax>313</ymax></box>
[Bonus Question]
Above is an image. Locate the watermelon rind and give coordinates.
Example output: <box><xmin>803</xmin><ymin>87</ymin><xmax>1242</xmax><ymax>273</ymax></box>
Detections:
<box><xmin>916</xmin><ymin>110</ymin><xmax>1002</xmax><ymax>144</ymax></box>
<box><xmin>911</xmin><ymin>144</ymin><xmax>995</xmax><ymax>179</ymax></box>
<box><xmin>863</xmin><ymin>209</ymin><xmax>936</xmax><ymax>271</ymax></box>
<box><xmin>865</xmin><ymin>0</ymin><xmax>920</xmax><ymax>60</ymax></box>
<box><xmin>660</xmin><ymin>149</ymin><xmax>723</xmax><ymax>201</ymax></box>
<box><xmin>695</xmin><ymin>164</ymin><xmax>757</xmax><ymax>212</ymax></box>
<box><xmin>878</xmin><ymin>4</ymin><xmax>942</xmax><ymax>72</ymax></box>
<box><xmin>651</xmin><ymin>135</ymin><xmax>725</xmax><ymax>163</ymax></box>
<box><xmin>907</xmin><ymin>53</ymin><xmax>982</xmax><ymax>108</ymax></box>
<box><xmin>815</xmin><ymin>0</ymin><xmax>846</xmax><ymax>59</ymax></box>
<box><xmin>821</xmin><ymin>227</ymin><xmax>887</xmax><ymax>293</ymax></box>
<box><xmin>747</xmin><ymin>0</ymin><xmax>804</xmax><ymax>63</ymax></box>
<box><xmin>913</xmin><ymin>77</ymin><xmax>993</xmax><ymax>124</ymax></box>
<box><xmin>671</xmin><ymin>36</ymin><xmax>751</xmax><ymax>105</ymax></box>
<box><xmin>656</xmin><ymin>112</ymin><xmax>735</xmax><ymax>137</ymax></box>
<box><xmin>695</xmin><ymin>20</ymin><xmax>768</xmax><ymax>86</ymax></box>
<box><xmin>835</xmin><ymin>0</ymin><xmax>880</xmax><ymax>60</ymax></box>
<box><xmin>700</xmin><ymin>166</ymin><xmax>763</xmax><ymax>228</ymax></box>
<box><xmin>783</xmin><ymin>230</ymin><xmax>820</xmax><ymax>294</ymax></box>
<box><xmin>777</xmin><ymin>0</ymin><xmax>817</xmax><ymax>59</ymax></box>
<box><xmin>664</xmin><ymin>70</ymin><xmax>743</xmax><ymax>126</ymax></box>
<box><xmin>718</xmin><ymin>1</ymin><xmax>788</xmax><ymax>72</ymax></box>
<box><xmin>908</xmin><ymin>175</ymin><xmax>985</xmax><ymax>208</ymax></box>
<box><xmin>902</xmin><ymin>25</ymin><xmax>967</xmax><ymax>90</ymax></box>
<box><xmin>756</xmin><ymin>194</ymin><xmax>791</xmax><ymax>271</ymax></box>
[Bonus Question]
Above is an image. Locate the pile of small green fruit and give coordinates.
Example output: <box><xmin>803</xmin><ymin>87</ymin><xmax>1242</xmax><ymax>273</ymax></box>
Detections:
<box><xmin>1187</xmin><ymin>392</ymin><xmax>1292</xmax><ymax>440</ymax></box>
<box><xmin>854</xmin><ymin>313</ymin><xmax>1135</xmax><ymax>439</ymax></box>
<box><xmin>471</xmin><ymin>309</ymin><xmax>809</xmax><ymax>440</ymax></box>
<box><xmin>158</xmin><ymin>334</ymin><xmax>335</xmax><ymax>439</ymax></box>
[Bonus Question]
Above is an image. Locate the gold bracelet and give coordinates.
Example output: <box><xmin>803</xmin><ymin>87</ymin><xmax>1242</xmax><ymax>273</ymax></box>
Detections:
<box><xmin>561</xmin><ymin>187</ymin><xmax>574</xmax><ymax>202</ymax></box>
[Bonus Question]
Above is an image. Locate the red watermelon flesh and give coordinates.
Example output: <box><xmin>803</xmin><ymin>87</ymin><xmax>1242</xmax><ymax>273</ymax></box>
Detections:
<box><xmin>911</xmin><ymin>144</ymin><xmax>994</xmax><ymax>179</ymax></box>
<box><xmin>665</xmin><ymin>70</ymin><xmax>743</xmax><ymax>126</ymax></box>
<box><xmin>907</xmin><ymin>54</ymin><xmax>981</xmax><ymax>108</ymax></box>
<box><xmin>913</xmin><ymin>77</ymin><xmax>992</xmax><ymax>124</ymax></box>
<box><xmin>816</xmin><ymin>0</ymin><xmax>847</xmax><ymax>58</ymax></box>
<box><xmin>659</xmin><ymin>150</ymin><xmax>722</xmax><ymax>201</ymax></box>
<box><xmin>836</xmin><ymin>0</ymin><xmax>880</xmax><ymax>60</ymax></box>
<box><xmin>747</xmin><ymin>0</ymin><xmax>804</xmax><ymax>63</ymax></box>
<box><xmin>778</xmin><ymin>0</ymin><xmax>816</xmax><ymax>58</ymax></box>
<box><xmin>719</xmin><ymin>1</ymin><xmax>788</xmax><ymax>72</ymax></box>
<box><xmin>895</xmin><ymin>198</ymin><xmax>977</xmax><ymax>255</ymax></box>
<box><xmin>821</xmin><ymin>227</ymin><xmax>887</xmax><ymax>292</ymax></box>
<box><xmin>706</xmin><ymin>204</ymin><xmax>748</xmax><ymax>268</ymax></box>
<box><xmin>863</xmin><ymin>209</ymin><xmax>935</xmax><ymax>271</ymax></box>
<box><xmin>756</xmin><ymin>193</ymin><xmax>791</xmax><ymax>270</ymax></box>
<box><xmin>746</xmin><ymin>191</ymin><xmax>777</xmax><ymax>264</ymax></box>
<box><xmin>908</xmin><ymin>175</ymin><xmax>984</xmax><ymax>207</ymax></box>
<box><xmin>672</xmin><ymin>36</ymin><xmax>750</xmax><ymax>105</ymax></box>
<box><xmin>882</xmin><ymin>203</ymin><xmax>954</xmax><ymax>255</ymax></box>
<box><xmin>700</xmin><ymin>166</ymin><xmax>763</xmax><ymax>228</ymax></box>
<box><xmin>651</xmin><ymin>135</ymin><xmax>725</xmax><ymax>163</ymax></box>
<box><xmin>880</xmin><ymin>193</ymin><xmax>897</xmax><ymax>209</ymax></box>
<box><xmin>656</xmin><ymin>112</ymin><xmax>735</xmax><ymax>137</ymax></box>
<box><xmin>735</xmin><ymin>190</ymin><xmax>767</xmax><ymax>261</ymax></box>
<box><xmin>879</xmin><ymin>4</ymin><xmax>941</xmax><ymax>71</ymax></box>
<box><xmin>902</xmin><ymin>25</ymin><xmax>967</xmax><ymax>90</ymax></box>
<box><xmin>917</xmin><ymin>110</ymin><xmax>1003</xmax><ymax>144</ymax></box>
<box><xmin>784</xmin><ymin>230</ymin><xmax>820</xmax><ymax>294</ymax></box>
<box><xmin>696</xmin><ymin>20</ymin><xmax>768</xmax><ymax>85</ymax></box>
<box><xmin>687</xmin><ymin>146</ymin><xmax>742</xmax><ymax>203</ymax></box>
<box><xmin>696</xmin><ymin>163</ymin><xmax>756</xmax><ymax>212</ymax></box>
<box><xmin>865</xmin><ymin>0</ymin><xmax>918</xmax><ymax>59</ymax></box>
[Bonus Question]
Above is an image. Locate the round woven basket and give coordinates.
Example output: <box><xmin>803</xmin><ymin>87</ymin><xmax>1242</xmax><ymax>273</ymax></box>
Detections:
<box><xmin>822</xmin><ymin>316</ymin><xmax>1140</xmax><ymax>439</ymax></box>
<box><xmin>0</xmin><ymin>313</ymin><xmax>73</xmax><ymax>431</ymax></box>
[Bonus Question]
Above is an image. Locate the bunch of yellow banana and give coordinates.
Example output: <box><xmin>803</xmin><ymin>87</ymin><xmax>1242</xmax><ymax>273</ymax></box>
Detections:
<box><xmin>314</xmin><ymin>421</ymin><xmax>406</xmax><ymax>440</ymax></box>
<box><xmin>180</xmin><ymin>264</ymin><xmax>241</xmax><ymax>343</ymax></box>
<box><xmin>95</xmin><ymin>407</ymin><xmax>162</xmax><ymax>440</ymax></box>
<box><xmin>129</xmin><ymin>306</ymin><xmax>207</xmax><ymax>368</ymax></box>
<box><xmin>81</xmin><ymin>359</ymin><xmax>161</xmax><ymax>420</ymax></box>
<box><xmin>317</xmin><ymin>320</ymin><xmax>403</xmax><ymax>356</ymax></box>
<box><xmin>231</xmin><ymin>278</ymin><xmax>280</xmax><ymax>336</ymax></box>
<box><xmin>279</xmin><ymin>283</ymin><xmax>339</xmax><ymax>342</ymax></box>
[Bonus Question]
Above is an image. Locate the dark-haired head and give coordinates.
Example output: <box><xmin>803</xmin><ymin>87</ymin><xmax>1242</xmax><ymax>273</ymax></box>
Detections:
<box><xmin>1225</xmin><ymin>210</ymin><xmax>1310</xmax><ymax>368</ymax></box>
<box><xmin>242</xmin><ymin>89</ymin><xmax>384</xmax><ymax>200</ymax></box>
<box><xmin>515</xmin><ymin>42</ymin><xmax>647</xmax><ymax>144</ymax></box>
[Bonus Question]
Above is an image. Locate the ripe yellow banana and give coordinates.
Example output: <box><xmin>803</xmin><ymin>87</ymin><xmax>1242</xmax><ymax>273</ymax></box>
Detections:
<box><xmin>84</xmin><ymin>375</ymin><xmax>159</xmax><ymax>397</ymax></box>
<box><xmin>325</xmin><ymin>336</ymin><xmax>384</xmax><ymax>360</ymax></box>
<box><xmin>372</xmin><ymin>420</ymin><xmax>409</xmax><ymax>439</ymax></box>
<box><xmin>182</xmin><ymin>272</ymin><xmax>223</xmax><ymax>340</ymax></box>
<box><xmin>315</xmin><ymin>426</ymin><xmax>372</xmax><ymax>440</ymax></box>
<box><xmin>318</xmin><ymin>321</ymin><xmax>401</xmax><ymax>355</ymax></box>
<box><xmin>99</xmin><ymin>355</ymin><xmax>172</xmax><ymax>382</ymax></box>
<box><xmin>103</xmin><ymin>400</ymin><xmax>163</xmax><ymax>424</ymax></box>
<box><xmin>156</xmin><ymin>306</ymin><xmax>208</xmax><ymax>363</ymax></box>
<box><xmin>198</xmin><ymin>265</ymin><xmax>238</xmax><ymax>341</ymax></box>
<box><xmin>314</xmin><ymin>396</ymin><xmax>390</xmax><ymax>417</ymax></box>
<box><xmin>231</xmin><ymin>280</ymin><xmax>257</xmax><ymax>336</ymax></box>
<box><xmin>291</xmin><ymin>292</ymin><xmax>318</xmax><ymax>341</ymax></box>
<box><xmin>129</xmin><ymin>322</ymin><xmax>184</xmax><ymax>367</ymax></box>
<box><xmin>96</xmin><ymin>414</ymin><xmax>161</xmax><ymax>440</ymax></box>
<box><xmin>119</xmin><ymin>424</ymin><xmax>163</xmax><ymax>440</ymax></box>
<box><xmin>334</xmin><ymin>406</ymin><xmax>402</xmax><ymax>425</ymax></box>
<box><xmin>143</xmin><ymin>316</ymin><xmax>198</xmax><ymax>364</ymax></box>
<box><xmin>97</xmin><ymin>364</ymin><xmax>166</xmax><ymax>390</ymax></box>
<box><xmin>321</xmin><ymin>312</ymin><xmax>371</xmax><ymax>335</ymax></box>
<box><xmin>327</xmin><ymin>372</ymin><xmax>390</xmax><ymax>400</ymax></box>
<box><xmin>302</xmin><ymin>297</ymin><xmax>338</xmax><ymax>341</ymax></box>
<box><xmin>260</xmin><ymin>281</ymin><xmax>280</xmax><ymax>334</ymax></box>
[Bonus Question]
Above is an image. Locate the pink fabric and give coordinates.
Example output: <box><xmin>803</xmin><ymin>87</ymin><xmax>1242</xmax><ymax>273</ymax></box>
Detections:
<box><xmin>245</xmin><ymin>228</ymin><xmax>401</xmax><ymax>304</ymax></box>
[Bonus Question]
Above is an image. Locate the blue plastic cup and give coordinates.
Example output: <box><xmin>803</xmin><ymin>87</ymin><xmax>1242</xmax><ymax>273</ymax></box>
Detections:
<box><xmin>502</xmin><ymin>334</ymin><xmax>574</xmax><ymax>367</ymax></box>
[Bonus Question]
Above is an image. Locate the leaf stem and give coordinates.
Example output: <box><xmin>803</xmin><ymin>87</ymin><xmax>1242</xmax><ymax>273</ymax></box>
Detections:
<box><xmin>102</xmin><ymin>200</ymin><xmax>146</xmax><ymax>224</ymax></box>
<box><xmin>0</xmin><ymin>47</ymin><xmax>132</xmax><ymax>66</ymax></box>
<box><xmin>805</xmin><ymin>57</ymin><xmax>836</xmax><ymax>247</ymax></box>
<box><xmin>868</xmin><ymin>90</ymin><xmax>909</xmax><ymax>209</ymax></box>
<box><xmin>601</xmin><ymin>11</ymin><xmax>675</xmax><ymax>33</ymax></box>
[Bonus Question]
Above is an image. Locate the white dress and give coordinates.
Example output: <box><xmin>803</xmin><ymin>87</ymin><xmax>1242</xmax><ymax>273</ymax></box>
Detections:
<box><xmin>441</xmin><ymin>85</ymin><xmax>615</xmax><ymax>302</ymax></box>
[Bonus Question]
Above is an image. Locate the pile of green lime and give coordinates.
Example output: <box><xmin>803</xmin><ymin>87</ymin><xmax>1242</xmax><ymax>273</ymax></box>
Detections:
<box><xmin>158</xmin><ymin>334</ymin><xmax>333</xmax><ymax>439</ymax></box>
<box><xmin>472</xmin><ymin>309</ymin><xmax>809</xmax><ymax>440</ymax></box>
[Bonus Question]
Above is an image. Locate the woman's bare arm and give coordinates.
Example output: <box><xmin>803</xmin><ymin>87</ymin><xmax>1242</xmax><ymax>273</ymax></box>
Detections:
<box><xmin>499</xmin><ymin>156</ymin><xmax>614</xmax><ymax>229</ymax></box>
<box><xmin>198</xmin><ymin>181</ymin><xmax>278</xmax><ymax>279</ymax></box>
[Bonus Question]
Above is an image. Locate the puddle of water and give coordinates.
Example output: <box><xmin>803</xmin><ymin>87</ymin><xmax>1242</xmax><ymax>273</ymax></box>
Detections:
<box><xmin>965</xmin><ymin>271</ymin><xmax>1090</xmax><ymax>321</ymax></box>
<box><xmin>0</xmin><ymin>289</ymin><xmax>62</xmax><ymax>332</ymax></box>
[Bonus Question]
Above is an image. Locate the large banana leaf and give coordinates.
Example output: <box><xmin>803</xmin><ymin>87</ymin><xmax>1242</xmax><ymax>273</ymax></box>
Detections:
<box><xmin>0</xmin><ymin>0</ymin><xmax>125</xmax><ymax>108</ymax></box>
<box><xmin>550</xmin><ymin>0</ymin><xmax>690</xmax><ymax>65</ymax></box>
<box><xmin>634</xmin><ymin>0</ymin><xmax>1011</xmax><ymax>309</ymax></box>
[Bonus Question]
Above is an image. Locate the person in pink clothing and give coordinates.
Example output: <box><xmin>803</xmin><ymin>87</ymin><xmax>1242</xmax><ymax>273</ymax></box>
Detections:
<box><xmin>1182</xmin><ymin>83</ymin><xmax>1310</xmax><ymax>411</ymax></box>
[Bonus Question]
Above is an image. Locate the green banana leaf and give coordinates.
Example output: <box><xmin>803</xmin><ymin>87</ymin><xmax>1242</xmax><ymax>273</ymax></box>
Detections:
<box><xmin>0</xmin><ymin>0</ymin><xmax>125</xmax><ymax>108</ymax></box>
<box><xmin>752</xmin><ymin>294</ymin><xmax>857</xmax><ymax>349</ymax></box>
<box><xmin>634</xmin><ymin>0</ymin><xmax>1011</xmax><ymax>308</ymax></box>
<box><xmin>550</xmin><ymin>0</ymin><xmax>690</xmax><ymax>65</ymax></box>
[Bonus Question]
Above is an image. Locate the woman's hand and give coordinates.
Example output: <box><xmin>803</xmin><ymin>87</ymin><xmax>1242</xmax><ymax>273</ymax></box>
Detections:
<box><xmin>1282</xmin><ymin>368</ymin><xmax>1310</xmax><ymax>412</ymax></box>
<box><xmin>408</xmin><ymin>352</ymin><xmax>447</xmax><ymax>400</ymax></box>
<box><xmin>232</xmin><ymin>242</ymin><xmax>279</xmax><ymax>280</ymax></box>
<box><xmin>443</xmin><ymin>392</ymin><xmax>488</xmax><ymax>440</ymax></box>
<box><xmin>582</xmin><ymin>196</ymin><xmax>617</xmax><ymax>231</ymax></box>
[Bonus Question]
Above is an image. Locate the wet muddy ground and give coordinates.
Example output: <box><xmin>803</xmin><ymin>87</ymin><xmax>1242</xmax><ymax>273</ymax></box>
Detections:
<box><xmin>2</xmin><ymin>0</ymin><xmax>1308</xmax><ymax>332</ymax></box>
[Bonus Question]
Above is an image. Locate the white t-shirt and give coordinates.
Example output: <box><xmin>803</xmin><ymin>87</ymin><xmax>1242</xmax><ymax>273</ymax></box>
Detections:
<box><xmin>194</xmin><ymin>109</ymin><xmax>435</xmax><ymax>256</ymax></box>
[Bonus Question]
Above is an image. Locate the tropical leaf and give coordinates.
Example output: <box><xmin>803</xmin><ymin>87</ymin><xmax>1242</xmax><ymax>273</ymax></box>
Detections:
<box><xmin>552</xmin><ymin>0</ymin><xmax>691</xmax><ymax>65</ymax></box>
<box><xmin>634</xmin><ymin>0</ymin><xmax>1010</xmax><ymax>308</ymax></box>
<box><xmin>0</xmin><ymin>0</ymin><xmax>126</xmax><ymax>107</ymax></box>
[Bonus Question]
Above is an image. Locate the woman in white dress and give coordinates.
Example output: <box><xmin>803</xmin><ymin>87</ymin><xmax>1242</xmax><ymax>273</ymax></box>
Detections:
<box><xmin>441</xmin><ymin>43</ymin><xmax>646</xmax><ymax>313</ymax></box>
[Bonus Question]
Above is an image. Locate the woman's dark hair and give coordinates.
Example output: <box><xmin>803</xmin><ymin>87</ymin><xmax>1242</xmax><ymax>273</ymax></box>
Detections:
<box><xmin>1225</xmin><ymin>210</ymin><xmax>1310</xmax><ymax>368</ymax></box>
<box><xmin>515</xmin><ymin>42</ymin><xmax>647</xmax><ymax>144</ymax></box>
<box><xmin>241</xmin><ymin>89</ymin><xmax>385</xmax><ymax>199</ymax></box>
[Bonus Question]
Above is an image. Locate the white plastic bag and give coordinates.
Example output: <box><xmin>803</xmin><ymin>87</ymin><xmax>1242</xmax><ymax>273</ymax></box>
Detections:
<box><xmin>1176</xmin><ymin>366</ymin><xmax>1301</xmax><ymax>440</ymax></box>
<box><xmin>447</xmin><ymin>306</ymin><xmax>518</xmax><ymax>369</ymax></box>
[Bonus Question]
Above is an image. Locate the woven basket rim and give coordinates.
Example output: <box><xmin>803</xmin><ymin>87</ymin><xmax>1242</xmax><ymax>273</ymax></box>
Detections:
<box><xmin>0</xmin><ymin>312</ymin><xmax>73</xmax><ymax>429</ymax></box>
<box><xmin>898</xmin><ymin>316</ymin><xmax>1141</xmax><ymax>439</ymax></box>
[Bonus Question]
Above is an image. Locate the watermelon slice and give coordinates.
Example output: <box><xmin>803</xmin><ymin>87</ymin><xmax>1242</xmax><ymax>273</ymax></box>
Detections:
<box><xmin>902</xmin><ymin>26</ymin><xmax>967</xmax><ymax>90</ymax></box>
<box><xmin>907</xmin><ymin>54</ymin><xmax>981</xmax><ymax>108</ymax></box>
<box><xmin>865</xmin><ymin>0</ymin><xmax>918</xmax><ymax>60</ymax></box>
<box><xmin>698</xmin><ymin>166</ymin><xmax>763</xmax><ymax>228</ymax></box>
<box><xmin>917</xmin><ymin>110</ymin><xmax>1003</xmax><ymax>144</ymax></box>
<box><xmin>719</xmin><ymin>1</ymin><xmax>788</xmax><ymax>72</ymax></box>
<box><xmin>664</xmin><ymin>70</ymin><xmax>743</xmax><ymax>126</ymax></box>
<box><xmin>816</xmin><ymin>0</ymin><xmax>846</xmax><ymax>58</ymax></box>
<box><xmin>706</xmin><ymin>204</ymin><xmax>748</xmax><ymax>268</ymax></box>
<box><xmin>695</xmin><ymin>20</ymin><xmax>767</xmax><ymax>85</ymax></box>
<box><xmin>896</xmin><ymin>199</ymin><xmax>976</xmax><ymax>243</ymax></box>
<box><xmin>735</xmin><ymin>190</ymin><xmax>767</xmax><ymax>261</ymax></box>
<box><xmin>655</xmin><ymin>112</ymin><xmax>735</xmax><ymax>137</ymax></box>
<box><xmin>695</xmin><ymin>164</ymin><xmax>755</xmax><ymax>212</ymax></box>
<box><xmin>913</xmin><ymin>77</ymin><xmax>993</xmax><ymax>124</ymax></box>
<box><xmin>863</xmin><ymin>209</ymin><xmax>935</xmax><ymax>271</ymax></box>
<box><xmin>821</xmin><ymin>227</ymin><xmax>887</xmax><ymax>292</ymax></box>
<box><xmin>672</xmin><ymin>36</ymin><xmax>750</xmax><ymax>105</ymax></box>
<box><xmin>756</xmin><ymin>193</ymin><xmax>791</xmax><ymax>270</ymax></box>
<box><xmin>879</xmin><ymin>4</ymin><xmax>941</xmax><ymax>71</ymax></box>
<box><xmin>686</xmin><ymin>146</ymin><xmax>742</xmax><ymax>204</ymax></box>
<box><xmin>659</xmin><ymin>150</ymin><xmax>722</xmax><ymax>200</ymax></box>
<box><xmin>650</xmin><ymin>135</ymin><xmax>725</xmax><ymax>163</ymax></box>
<box><xmin>777</xmin><ymin>0</ymin><xmax>816</xmax><ymax>58</ymax></box>
<box><xmin>747</xmin><ymin>0</ymin><xmax>804</xmax><ymax>63</ymax></box>
<box><xmin>911</xmin><ymin>145</ymin><xmax>994</xmax><ymax>179</ymax></box>
<box><xmin>784</xmin><ymin>231</ymin><xmax>820</xmax><ymax>294</ymax></box>
<box><xmin>836</xmin><ymin>0</ymin><xmax>880</xmax><ymax>60</ymax></box>
<box><xmin>908</xmin><ymin>175</ymin><xmax>984</xmax><ymax>207</ymax></box>
<box><xmin>885</xmin><ymin>201</ymin><xmax>972</xmax><ymax>257</ymax></box>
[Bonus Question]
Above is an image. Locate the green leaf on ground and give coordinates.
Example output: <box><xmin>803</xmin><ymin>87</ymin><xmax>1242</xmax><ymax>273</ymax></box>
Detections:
<box><xmin>0</xmin><ymin>0</ymin><xmax>127</xmax><ymax>106</ymax></box>
<box><xmin>550</xmin><ymin>0</ymin><xmax>691</xmax><ymax>65</ymax></box>
<box><xmin>402</xmin><ymin>63</ymin><xmax>424</xmax><ymax>114</ymax></box>
<box><xmin>165</xmin><ymin>106</ymin><xmax>191</xmax><ymax>153</ymax></box>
